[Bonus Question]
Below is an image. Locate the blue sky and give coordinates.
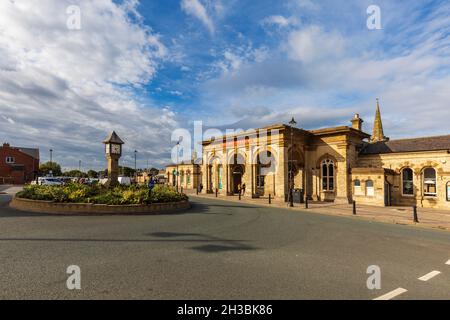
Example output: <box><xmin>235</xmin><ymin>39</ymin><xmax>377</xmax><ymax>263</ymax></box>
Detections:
<box><xmin>0</xmin><ymin>0</ymin><xmax>449</xmax><ymax>170</ymax></box>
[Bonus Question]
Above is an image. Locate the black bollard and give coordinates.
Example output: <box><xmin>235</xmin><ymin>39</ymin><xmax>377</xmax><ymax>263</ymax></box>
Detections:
<box><xmin>353</xmin><ymin>200</ymin><xmax>357</xmax><ymax>215</ymax></box>
<box><xmin>215</xmin><ymin>188</ymin><xmax>218</xmax><ymax>198</ymax></box>
<box><xmin>305</xmin><ymin>197</ymin><xmax>309</xmax><ymax>209</ymax></box>
<box><xmin>413</xmin><ymin>205</ymin><xmax>419</xmax><ymax>223</ymax></box>
<box><xmin>239</xmin><ymin>191</ymin><xmax>241</xmax><ymax>200</ymax></box>
<box><xmin>290</xmin><ymin>189</ymin><xmax>294</xmax><ymax>207</ymax></box>
<box><xmin>269</xmin><ymin>194</ymin><xmax>272</xmax><ymax>204</ymax></box>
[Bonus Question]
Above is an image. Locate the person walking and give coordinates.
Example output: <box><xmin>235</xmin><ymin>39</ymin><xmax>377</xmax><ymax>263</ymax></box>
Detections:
<box><xmin>148</xmin><ymin>177</ymin><xmax>155</xmax><ymax>200</ymax></box>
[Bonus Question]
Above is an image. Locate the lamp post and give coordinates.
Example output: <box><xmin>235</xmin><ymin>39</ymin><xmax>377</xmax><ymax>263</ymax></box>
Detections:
<box><xmin>289</xmin><ymin>117</ymin><xmax>297</xmax><ymax>207</ymax></box>
<box><xmin>176</xmin><ymin>141</ymin><xmax>180</xmax><ymax>191</ymax></box>
<box><xmin>134</xmin><ymin>150</ymin><xmax>138</xmax><ymax>182</ymax></box>
<box><xmin>49</xmin><ymin>149</ymin><xmax>53</xmax><ymax>177</ymax></box>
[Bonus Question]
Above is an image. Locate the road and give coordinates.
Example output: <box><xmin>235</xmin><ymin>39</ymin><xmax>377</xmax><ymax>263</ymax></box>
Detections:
<box><xmin>0</xmin><ymin>194</ymin><xmax>449</xmax><ymax>299</ymax></box>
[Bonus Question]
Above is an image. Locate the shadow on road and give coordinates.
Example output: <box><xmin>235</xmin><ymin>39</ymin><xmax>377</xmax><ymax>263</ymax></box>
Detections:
<box><xmin>149</xmin><ymin>231</ymin><xmax>258</xmax><ymax>253</ymax></box>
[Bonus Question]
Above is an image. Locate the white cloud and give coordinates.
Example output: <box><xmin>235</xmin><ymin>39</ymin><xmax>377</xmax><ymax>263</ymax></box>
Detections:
<box><xmin>287</xmin><ymin>26</ymin><xmax>345</xmax><ymax>63</ymax></box>
<box><xmin>262</xmin><ymin>15</ymin><xmax>299</xmax><ymax>28</ymax></box>
<box><xmin>181</xmin><ymin>0</ymin><xmax>215</xmax><ymax>34</ymax></box>
<box><xmin>0</xmin><ymin>0</ymin><xmax>178</xmax><ymax>169</ymax></box>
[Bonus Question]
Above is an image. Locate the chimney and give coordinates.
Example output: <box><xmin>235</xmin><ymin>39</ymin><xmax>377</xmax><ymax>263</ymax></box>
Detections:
<box><xmin>351</xmin><ymin>114</ymin><xmax>363</xmax><ymax>131</ymax></box>
<box><xmin>3</xmin><ymin>142</ymin><xmax>10</xmax><ymax>148</ymax></box>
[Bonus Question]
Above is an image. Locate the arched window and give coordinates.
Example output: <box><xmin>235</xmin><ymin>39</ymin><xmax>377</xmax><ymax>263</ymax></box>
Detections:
<box><xmin>423</xmin><ymin>168</ymin><xmax>437</xmax><ymax>196</ymax></box>
<box><xmin>366</xmin><ymin>180</ymin><xmax>374</xmax><ymax>196</ymax></box>
<box><xmin>402</xmin><ymin>168</ymin><xmax>414</xmax><ymax>196</ymax></box>
<box><xmin>321</xmin><ymin>159</ymin><xmax>334</xmax><ymax>191</ymax></box>
<box><xmin>354</xmin><ymin>179</ymin><xmax>362</xmax><ymax>195</ymax></box>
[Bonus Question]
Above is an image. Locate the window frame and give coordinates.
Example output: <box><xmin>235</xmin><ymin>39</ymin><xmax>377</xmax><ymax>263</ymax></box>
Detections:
<box><xmin>354</xmin><ymin>179</ymin><xmax>363</xmax><ymax>196</ymax></box>
<box><xmin>5</xmin><ymin>156</ymin><xmax>15</xmax><ymax>164</ymax></box>
<box><xmin>401</xmin><ymin>168</ymin><xmax>415</xmax><ymax>197</ymax></box>
<box><xmin>423</xmin><ymin>167</ymin><xmax>437</xmax><ymax>197</ymax></box>
<box><xmin>321</xmin><ymin>159</ymin><xmax>335</xmax><ymax>192</ymax></box>
<box><xmin>447</xmin><ymin>181</ymin><xmax>450</xmax><ymax>202</ymax></box>
<box><xmin>366</xmin><ymin>180</ymin><xmax>375</xmax><ymax>197</ymax></box>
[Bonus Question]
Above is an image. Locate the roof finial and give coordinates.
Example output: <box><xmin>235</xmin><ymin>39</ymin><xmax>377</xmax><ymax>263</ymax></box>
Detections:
<box><xmin>370</xmin><ymin>98</ymin><xmax>389</xmax><ymax>143</ymax></box>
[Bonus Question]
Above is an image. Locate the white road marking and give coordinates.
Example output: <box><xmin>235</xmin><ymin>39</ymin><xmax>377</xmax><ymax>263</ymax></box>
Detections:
<box><xmin>418</xmin><ymin>270</ymin><xmax>441</xmax><ymax>281</ymax></box>
<box><xmin>446</xmin><ymin>259</ymin><xmax>450</xmax><ymax>265</ymax></box>
<box><xmin>373</xmin><ymin>288</ymin><xmax>407</xmax><ymax>300</ymax></box>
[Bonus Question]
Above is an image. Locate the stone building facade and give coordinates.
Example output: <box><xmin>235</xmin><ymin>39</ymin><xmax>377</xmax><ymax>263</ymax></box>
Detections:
<box><xmin>167</xmin><ymin>101</ymin><xmax>450</xmax><ymax>209</ymax></box>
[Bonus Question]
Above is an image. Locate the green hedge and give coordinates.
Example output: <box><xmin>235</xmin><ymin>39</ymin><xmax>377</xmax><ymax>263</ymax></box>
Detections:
<box><xmin>16</xmin><ymin>184</ymin><xmax>188</xmax><ymax>205</ymax></box>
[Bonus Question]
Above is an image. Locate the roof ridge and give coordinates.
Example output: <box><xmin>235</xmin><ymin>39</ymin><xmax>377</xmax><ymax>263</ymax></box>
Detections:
<box><xmin>387</xmin><ymin>134</ymin><xmax>450</xmax><ymax>142</ymax></box>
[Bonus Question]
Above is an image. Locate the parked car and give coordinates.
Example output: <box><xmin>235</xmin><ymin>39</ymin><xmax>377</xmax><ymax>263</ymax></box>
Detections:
<box><xmin>38</xmin><ymin>177</ymin><xmax>63</xmax><ymax>186</ymax></box>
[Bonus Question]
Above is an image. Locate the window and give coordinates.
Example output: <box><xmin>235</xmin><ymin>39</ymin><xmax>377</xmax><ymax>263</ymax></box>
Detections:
<box><xmin>354</xmin><ymin>180</ymin><xmax>363</xmax><ymax>195</ymax></box>
<box><xmin>423</xmin><ymin>168</ymin><xmax>437</xmax><ymax>196</ymax></box>
<box><xmin>187</xmin><ymin>171</ymin><xmax>191</xmax><ymax>184</ymax></box>
<box><xmin>321</xmin><ymin>159</ymin><xmax>334</xmax><ymax>191</ymax></box>
<box><xmin>402</xmin><ymin>168</ymin><xmax>414</xmax><ymax>196</ymax></box>
<box><xmin>5</xmin><ymin>156</ymin><xmax>15</xmax><ymax>164</ymax></box>
<box><xmin>180</xmin><ymin>171</ymin><xmax>184</xmax><ymax>184</ymax></box>
<box><xmin>447</xmin><ymin>182</ymin><xmax>450</xmax><ymax>202</ymax></box>
<box><xmin>366</xmin><ymin>180</ymin><xmax>374</xmax><ymax>197</ymax></box>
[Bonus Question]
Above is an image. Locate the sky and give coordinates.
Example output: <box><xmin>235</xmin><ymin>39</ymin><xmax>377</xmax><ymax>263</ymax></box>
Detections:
<box><xmin>0</xmin><ymin>0</ymin><xmax>449</xmax><ymax>170</ymax></box>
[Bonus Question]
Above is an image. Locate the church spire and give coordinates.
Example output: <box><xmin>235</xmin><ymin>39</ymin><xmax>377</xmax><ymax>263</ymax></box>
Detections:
<box><xmin>370</xmin><ymin>99</ymin><xmax>389</xmax><ymax>143</ymax></box>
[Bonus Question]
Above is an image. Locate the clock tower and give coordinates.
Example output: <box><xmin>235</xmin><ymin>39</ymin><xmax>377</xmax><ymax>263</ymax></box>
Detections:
<box><xmin>103</xmin><ymin>131</ymin><xmax>124</xmax><ymax>188</ymax></box>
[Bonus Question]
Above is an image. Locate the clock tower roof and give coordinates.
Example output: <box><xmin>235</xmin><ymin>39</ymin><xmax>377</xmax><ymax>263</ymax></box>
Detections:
<box><xmin>103</xmin><ymin>131</ymin><xmax>124</xmax><ymax>145</ymax></box>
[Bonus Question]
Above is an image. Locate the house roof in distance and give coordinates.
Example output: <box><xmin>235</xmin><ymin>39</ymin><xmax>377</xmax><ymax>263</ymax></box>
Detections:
<box><xmin>361</xmin><ymin>135</ymin><xmax>450</xmax><ymax>155</ymax></box>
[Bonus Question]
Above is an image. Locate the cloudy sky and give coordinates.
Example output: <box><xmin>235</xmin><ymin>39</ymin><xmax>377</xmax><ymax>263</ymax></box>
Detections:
<box><xmin>0</xmin><ymin>0</ymin><xmax>449</xmax><ymax>170</ymax></box>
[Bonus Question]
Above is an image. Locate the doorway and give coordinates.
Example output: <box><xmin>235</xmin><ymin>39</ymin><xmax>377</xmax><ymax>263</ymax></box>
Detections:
<box><xmin>232</xmin><ymin>165</ymin><xmax>244</xmax><ymax>194</ymax></box>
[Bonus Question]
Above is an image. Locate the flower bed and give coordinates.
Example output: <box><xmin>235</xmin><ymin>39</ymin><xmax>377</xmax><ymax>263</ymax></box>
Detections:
<box><xmin>16</xmin><ymin>184</ymin><xmax>188</xmax><ymax>205</ymax></box>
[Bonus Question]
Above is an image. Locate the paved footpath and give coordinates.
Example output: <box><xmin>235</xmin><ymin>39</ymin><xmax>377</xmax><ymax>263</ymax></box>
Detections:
<box><xmin>188</xmin><ymin>192</ymin><xmax>450</xmax><ymax>232</ymax></box>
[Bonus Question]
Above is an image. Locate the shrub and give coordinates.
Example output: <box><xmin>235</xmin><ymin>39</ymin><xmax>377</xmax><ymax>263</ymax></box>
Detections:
<box><xmin>16</xmin><ymin>184</ymin><xmax>187</xmax><ymax>205</ymax></box>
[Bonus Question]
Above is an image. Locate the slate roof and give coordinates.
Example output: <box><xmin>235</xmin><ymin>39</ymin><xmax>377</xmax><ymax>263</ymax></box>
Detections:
<box><xmin>360</xmin><ymin>135</ymin><xmax>450</xmax><ymax>155</ymax></box>
<box><xmin>16</xmin><ymin>147</ymin><xmax>40</xmax><ymax>160</ymax></box>
<box><xmin>103</xmin><ymin>131</ymin><xmax>125</xmax><ymax>144</ymax></box>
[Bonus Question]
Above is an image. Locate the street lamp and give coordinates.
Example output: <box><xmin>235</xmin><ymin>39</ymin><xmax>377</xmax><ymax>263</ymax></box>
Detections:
<box><xmin>289</xmin><ymin>117</ymin><xmax>297</xmax><ymax>207</ymax></box>
<box><xmin>49</xmin><ymin>149</ymin><xmax>53</xmax><ymax>177</ymax></box>
<box><xmin>176</xmin><ymin>141</ymin><xmax>180</xmax><ymax>192</ymax></box>
<box><xmin>134</xmin><ymin>150</ymin><xmax>138</xmax><ymax>181</ymax></box>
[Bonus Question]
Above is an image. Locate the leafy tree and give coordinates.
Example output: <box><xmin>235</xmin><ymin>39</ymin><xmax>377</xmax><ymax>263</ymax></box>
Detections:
<box><xmin>119</xmin><ymin>166</ymin><xmax>136</xmax><ymax>177</ymax></box>
<box><xmin>39</xmin><ymin>161</ymin><xmax>62</xmax><ymax>176</ymax></box>
<box><xmin>87</xmin><ymin>170</ymin><xmax>99</xmax><ymax>178</ymax></box>
<box><xmin>63</xmin><ymin>170</ymin><xmax>87</xmax><ymax>178</ymax></box>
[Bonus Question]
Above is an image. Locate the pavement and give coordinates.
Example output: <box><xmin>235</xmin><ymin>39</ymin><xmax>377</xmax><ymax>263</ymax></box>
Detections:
<box><xmin>0</xmin><ymin>193</ymin><xmax>449</xmax><ymax>299</ymax></box>
<box><xmin>187</xmin><ymin>191</ymin><xmax>450</xmax><ymax>232</ymax></box>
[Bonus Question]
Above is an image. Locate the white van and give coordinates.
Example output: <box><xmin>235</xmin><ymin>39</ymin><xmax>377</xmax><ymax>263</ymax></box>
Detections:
<box><xmin>118</xmin><ymin>176</ymin><xmax>132</xmax><ymax>186</ymax></box>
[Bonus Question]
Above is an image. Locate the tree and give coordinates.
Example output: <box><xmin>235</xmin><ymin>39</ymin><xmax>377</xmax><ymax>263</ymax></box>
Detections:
<box><xmin>118</xmin><ymin>166</ymin><xmax>135</xmax><ymax>177</ymax></box>
<box><xmin>39</xmin><ymin>161</ymin><xmax>62</xmax><ymax>176</ymax></box>
<box><xmin>87</xmin><ymin>170</ymin><xmax>98</xmax><ymax>178</ymax></box>
<box><xmin>149</xmin><ymin>167</ymin><xmax>160</xmax><ymax>176</ymax></box>
<box><xmin>63</xmin><ymin>170</ymin><xmax>87</xmax><ymax>178</ymax></box>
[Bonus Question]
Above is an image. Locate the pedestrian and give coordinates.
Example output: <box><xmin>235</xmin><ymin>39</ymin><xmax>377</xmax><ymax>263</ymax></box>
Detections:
<box><xmin>242</xmin><ymin>183</ymin><xmax>246</xmax><ymax>196</ymax></box>
<box><xmin>148</xmin><ymin>177</ymin><xmax>155</xmax><ymax>199</ymax></box>
<box><xmin>199</xmin><ymin>183</ymin><xmax>204</xmax><ymax>193</ymax></box>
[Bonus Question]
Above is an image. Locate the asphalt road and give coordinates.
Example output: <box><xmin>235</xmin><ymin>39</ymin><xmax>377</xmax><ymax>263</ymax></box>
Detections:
<box><xmin>0</xmin><ymin>194</ymin><xmax>449</xmax><ymax>300</ymax></box>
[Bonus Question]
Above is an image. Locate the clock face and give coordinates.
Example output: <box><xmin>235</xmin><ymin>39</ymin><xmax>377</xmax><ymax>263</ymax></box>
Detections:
<box><xmin>111</xmin><ymin>144</ymin><xmax>121</xmax><ymax>154</ymax></box>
